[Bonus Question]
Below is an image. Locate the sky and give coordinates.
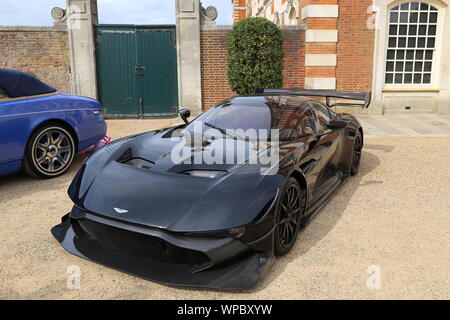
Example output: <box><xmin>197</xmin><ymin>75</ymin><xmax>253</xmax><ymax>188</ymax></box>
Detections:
<box><xmin>0</xmin><ymin>0</ymin><xmax>233</xmax><ymax>26</ymax></box>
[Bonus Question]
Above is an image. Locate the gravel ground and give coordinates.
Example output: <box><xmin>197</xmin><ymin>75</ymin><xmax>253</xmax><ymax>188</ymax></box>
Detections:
<box><xmin>0</xmin><ymin>119</ymin><xmax>449</xmax><ymax>300</ymax></box>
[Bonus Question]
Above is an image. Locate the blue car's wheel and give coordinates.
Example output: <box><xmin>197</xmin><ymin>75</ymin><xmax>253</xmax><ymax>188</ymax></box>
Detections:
<box><xmin>23</xmin><ymin>123</ymin><xmax>75</xmax><ymax>179</ymax></box>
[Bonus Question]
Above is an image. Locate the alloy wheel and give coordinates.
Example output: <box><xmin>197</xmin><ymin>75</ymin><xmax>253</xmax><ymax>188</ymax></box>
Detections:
<box><xmin>278</xmin><ymin>184</ymin><xmax>303</xmax><ymax>248</ymax></box>
<box><xmin>32</xmin><ymin>129</ymin><xmax>73</xmax><ymax>174</ymax></box>
<box><xmin>352</xmin><ymin>134</ymin><xmax>363</xmax><ymax>173</ymax></box>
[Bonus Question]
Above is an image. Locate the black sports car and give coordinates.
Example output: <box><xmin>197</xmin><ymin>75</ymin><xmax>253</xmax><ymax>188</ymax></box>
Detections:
<box><xmin>52</xmin><ymin>89</ymin><xmax>370</xmax><ymax>290</ymax></box>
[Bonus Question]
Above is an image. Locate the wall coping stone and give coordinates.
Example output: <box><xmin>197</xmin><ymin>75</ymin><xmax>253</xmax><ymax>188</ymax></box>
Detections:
<box><xmin>0</xmin><ymin>26</ymin><xmax>67</xmax><ymax>32</ymax></box>
<box><xmin>201</xmin><ymin>25</ymin><xmax>232</xmax><ymax>30</ymax></box>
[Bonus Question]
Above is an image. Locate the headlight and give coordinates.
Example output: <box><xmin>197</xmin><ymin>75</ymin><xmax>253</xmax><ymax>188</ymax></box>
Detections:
<box><xmin>184</xmin><ymin>226</ymin><xmax>246</xmax><ymax>238</ymax></box>
<box><xmin>183</xmin><ymin>170</ymin><xmax>227</xmax><ymax>179</ymax></box>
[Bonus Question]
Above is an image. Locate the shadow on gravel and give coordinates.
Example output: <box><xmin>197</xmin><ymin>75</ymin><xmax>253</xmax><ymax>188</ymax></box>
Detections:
<box><xmin>0</xmin><ymin>154</ymin><xmax>87</xmax><ymax>204</ymax></box>
<box><xmin>364</xmin><ymin>144</ymin><xmax>395</xmax><ymax>153</ymax></box>
<box><xmin>0</xmin><ymin>147</ymin><xmax>385</xmax><ymax>298</ymax></box>
<box><xmin>177</xmin><ymin>149</ymin><xmax>383</xmax><ymax>295</ymax></box>
<box><xmin>250</xmin><ymin>150</ymin><xmax>382</xmax><ymax>293</ymax></box>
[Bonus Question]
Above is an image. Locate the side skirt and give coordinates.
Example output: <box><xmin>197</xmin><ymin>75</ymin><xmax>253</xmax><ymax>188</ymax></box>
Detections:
<box><xmin>302</xmin><ymin>173</ymin><xmax>350</xmax><ymax>224</ymax></box>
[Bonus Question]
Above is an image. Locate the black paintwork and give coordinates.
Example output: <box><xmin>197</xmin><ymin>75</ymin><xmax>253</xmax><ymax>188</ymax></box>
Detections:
<box><xmin>52</xmin><ymin>93</ymin><xmax>366</xmax><ymax>290</ymax></box>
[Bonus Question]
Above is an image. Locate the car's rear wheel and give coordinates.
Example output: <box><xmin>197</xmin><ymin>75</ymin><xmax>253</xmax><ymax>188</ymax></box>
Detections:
<box><xmin>350</xmin><ymin>131</ymin><xmax>363</xmax><ymax>176</ymax></box>
<box><xmin>23</xmin><ymin>123</ymin><xmax>75</xmax><ymax>179</ymax></box>
<box><xmin>274</xmin><ymin>178</ymin><xmax>305</xmax><ymax>256</ymax></box>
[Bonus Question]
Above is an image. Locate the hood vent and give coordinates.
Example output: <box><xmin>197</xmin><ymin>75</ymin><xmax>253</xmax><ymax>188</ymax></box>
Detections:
<box><xmin>122</xmin><ymin>158</ymin><xmax>154</xmax><ymax>170</ymax></box>
<box><xmin>117</xmin><ymin>148</ymin><xmax>154</xmax><ymax>170</ymax></box>
<box><xmin>117</xmin><ymin>148</ymin><xmax>133</xmax><ymax>163</ymax></box>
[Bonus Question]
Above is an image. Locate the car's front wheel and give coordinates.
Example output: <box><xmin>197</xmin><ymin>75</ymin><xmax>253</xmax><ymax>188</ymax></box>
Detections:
<box><xmin>350</xmin><ymin>131</ymin><xmax>363</xmax><ymax>176</ymax></box>
<box><xmin>23</xmin><ymin>123</ymin><xmax>76</xmax><ymax>179</ymax></box>
<box><xmin>274</xmin><ymin>178</ymin><xmax>306</xmax><ymax>256</ymax></box>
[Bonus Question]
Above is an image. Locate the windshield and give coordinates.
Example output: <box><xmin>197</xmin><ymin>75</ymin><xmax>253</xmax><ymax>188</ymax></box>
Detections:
<box><xmin>186</xmin><ymin>98</ymin><xmax>272</xmax><ymax>134</ymax></box>
<box><xmin>182</xmin><ymin>96</ymin><xmax>325</xmax><ymax>142</ymax></box>
<box><xmin>187</xmin><ymin>99</ymin><xmax>271</xmax><ymax>130</ymax></box>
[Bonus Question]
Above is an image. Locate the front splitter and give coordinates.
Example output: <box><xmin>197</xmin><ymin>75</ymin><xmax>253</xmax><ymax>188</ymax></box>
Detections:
<box><xmin>51</xmin><ymin>217</ymin><xmax>274</xmax><ymax>290</ymax></box>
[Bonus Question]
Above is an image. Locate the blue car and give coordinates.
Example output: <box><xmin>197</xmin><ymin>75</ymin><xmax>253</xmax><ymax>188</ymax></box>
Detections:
<box><xmin>0</xmin><ymin>68</ymin><xmax>107</xmax><ymax>178</ymax></box>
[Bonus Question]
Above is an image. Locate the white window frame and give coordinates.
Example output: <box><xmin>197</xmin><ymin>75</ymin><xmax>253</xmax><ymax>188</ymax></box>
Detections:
<box><xmin>383</xmin><ymin>0</ymin><xmax>445</xmax><ymax>90</ymax></box>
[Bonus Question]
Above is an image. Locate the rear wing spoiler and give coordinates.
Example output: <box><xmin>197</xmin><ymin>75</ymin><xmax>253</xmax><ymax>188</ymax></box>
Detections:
<box><xmin>262</xmin><ymin>89</ymin><xmax>372</xmax><ymax>109</ymax></box>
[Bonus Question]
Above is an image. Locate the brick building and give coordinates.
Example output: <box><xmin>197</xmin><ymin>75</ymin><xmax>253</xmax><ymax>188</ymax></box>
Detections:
<box><xmin>1</xmin><ymin>0</ymin><xmax>448</xmax><ymax>115</ymax></box>
<box><xmin>233</xmin><ymin>0</ymin><xmax>450</xmax><ymax>114</ymax></box>
<box><xmin>233</xmin><ymin>0</ymin><xmax>302</xmax><ymax>25</ymax></box>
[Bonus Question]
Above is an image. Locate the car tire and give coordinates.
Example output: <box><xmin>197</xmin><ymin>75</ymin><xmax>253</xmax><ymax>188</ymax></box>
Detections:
<box><xmin>350</xmin><ymin>131</ymin><xmax>363</xmax><ymax>176</ymax></box>
<box><xmin>23</xmin><ymin>123</ymin><xmax>76</xmax><ymax>179</ymax></box>
<box><xmin>274</xmin><ymin>177</ymin><xmax>305</xmax><ymax>256</ymax></box>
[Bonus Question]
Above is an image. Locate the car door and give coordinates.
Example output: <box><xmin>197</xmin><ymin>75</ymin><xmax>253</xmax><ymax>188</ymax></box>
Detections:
<box><xmin>308</xmin><ymin>102</ymin><xmax>342</xmax><ymax>199</ymax></box>
<box><xmin>0</xmin><ymin>99</ymin><xmax>29</xmax><ymax>166</ymax></box>
<box><xmin>295</xmin><ymin>105</ymin><xmax>324</xmax><ymax>197</ymax></box>
<box><xmin>0</xmin><ymin>88</ymin><xmax>18</xmax><ymax>166</ymax></box>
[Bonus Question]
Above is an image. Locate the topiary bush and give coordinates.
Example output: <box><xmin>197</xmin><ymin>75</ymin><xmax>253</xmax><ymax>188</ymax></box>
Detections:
<box><xmin>227</xmin><ymin>17</ymin><xmax>284</xmax><ymax>95</ymax></box>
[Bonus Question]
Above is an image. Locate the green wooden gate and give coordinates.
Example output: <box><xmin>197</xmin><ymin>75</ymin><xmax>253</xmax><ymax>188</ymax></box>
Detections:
<box><xmin>95</xmin><ymin>25</ymin><xmax>178</xmax><ymax>118</ymax></box>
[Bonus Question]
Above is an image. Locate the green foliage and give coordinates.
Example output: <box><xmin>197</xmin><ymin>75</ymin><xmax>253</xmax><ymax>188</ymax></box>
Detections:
<box><xmin>227</xmin><ymin>17</ymin><xmax>284</xmax><ymax>94</ymax></box>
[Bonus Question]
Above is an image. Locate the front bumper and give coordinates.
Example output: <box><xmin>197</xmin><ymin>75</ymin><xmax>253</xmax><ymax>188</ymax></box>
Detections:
<box><xmin>51</xmin><ymin>210</ymin><xmax>274</xmax><ymax>290</ymax></box>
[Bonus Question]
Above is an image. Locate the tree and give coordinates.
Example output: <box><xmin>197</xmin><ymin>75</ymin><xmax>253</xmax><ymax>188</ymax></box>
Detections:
<box><xmin>227</xmin><ymin>17</ymin><xmax>284</xmax><ymax>94</ymax></box>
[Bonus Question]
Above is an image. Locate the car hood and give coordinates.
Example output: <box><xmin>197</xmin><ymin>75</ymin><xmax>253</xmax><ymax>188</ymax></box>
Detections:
<box><xmin>68</xmin><ymin>127</ymin><xmax>284</xmax><ymax>232</ymax></box>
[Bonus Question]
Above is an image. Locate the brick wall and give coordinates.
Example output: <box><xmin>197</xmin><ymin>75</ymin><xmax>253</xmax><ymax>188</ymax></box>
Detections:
<box><xmin>234</xmin><ymin>0</ymin><xmax>376</xmax><ymax>94</ymax></box>
<box><xmin>282</xmin><ymin>28</ymin><xmax>305</xmax><ymax>90</ymax></box>
<box><xmin>200</xmin><ymin>28</ymin><xmax>234</xmax><ymax>110</ymax></box>
<box><xmin>336</xmin><ymin>0</ymin><xmax>375</xmax><ymax>91</ymax></box>
<box><xmin>200</xmin><ymin>26</ymin><xmax>305</xmax><ymax>110</ymax></box>
<box><xmin>0</xmin><ymin>26</ymin><xmax>71</xmax><ymax>94</ymax></box>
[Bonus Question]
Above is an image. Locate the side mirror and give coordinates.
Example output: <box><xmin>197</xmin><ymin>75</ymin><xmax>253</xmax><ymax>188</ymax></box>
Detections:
<box><xmin>326</xmin><ymin>119</ymin><xmax>347</xmax><ymax>130</ymax></box>
<box><xmin>178</xmin><ymin>109</ymin><xmax>191</xmax><ymax>124</ymax></box>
